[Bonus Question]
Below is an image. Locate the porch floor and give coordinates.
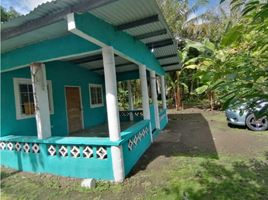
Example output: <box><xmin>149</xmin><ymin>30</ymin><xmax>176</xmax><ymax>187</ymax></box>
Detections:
<box><xmin>69</xmin><ymin>121</ymin><xmax>138</xmax><ymax>137</ymax></box>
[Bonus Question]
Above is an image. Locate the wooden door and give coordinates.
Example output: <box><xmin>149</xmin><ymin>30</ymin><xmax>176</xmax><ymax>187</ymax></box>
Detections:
<box><xmin>65</xmin><ymin>87</ymin><xmax>83</xmax><ymax>133</ymax></box>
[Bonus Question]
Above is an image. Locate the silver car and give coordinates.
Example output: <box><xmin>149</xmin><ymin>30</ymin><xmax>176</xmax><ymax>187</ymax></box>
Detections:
<box><xmin>225</xmin><ymin>98</ymin><xmax>268</xmax><ymax>131</ymax></box>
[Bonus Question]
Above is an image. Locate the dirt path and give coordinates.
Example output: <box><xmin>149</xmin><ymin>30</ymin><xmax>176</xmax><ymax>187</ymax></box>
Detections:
<box><xmin>129</xmin><ymin>108</ymin><xmax>268</xmax><ymax>181</ymax></box>
<box><xmin>166</xmin><ymin>108</ymin><xmax>268</xmax><ymax>157</ymax></box>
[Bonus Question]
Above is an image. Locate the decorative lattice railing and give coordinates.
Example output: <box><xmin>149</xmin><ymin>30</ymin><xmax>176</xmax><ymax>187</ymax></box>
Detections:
<box><xmin>121</xmin><ymin>120</ymin><xmax>151</xmax><ymax>176</ymax></box>
<box><xmin>119</xmin><ymin>110</ymin><xmax>143</xmax><ymax>122</ymax></box>
<box><xmin>0</xmin><ymin>140</ymin><xmax>108</xmax><ymax>160</ymax></box>
<box><xmin>0</xmin><ymin>136</ymin><xmax>114</xmax><ymax>180</ymax></box>
<box><xmin>0</xmin><ymin>119</ymin><xmax>153</xmax><ymax>180</ymax></box>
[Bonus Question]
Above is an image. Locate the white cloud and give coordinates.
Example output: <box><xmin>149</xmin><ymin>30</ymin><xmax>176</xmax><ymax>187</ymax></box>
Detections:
<box><xmin>4</xmin><ymin>0</ymin><xmax>53</xmax><ymax>15</ymax></box>
<box><xmin>22</xmin><ymin>0</ymin><xmax>53</xmax><ymax>11</ymax></box>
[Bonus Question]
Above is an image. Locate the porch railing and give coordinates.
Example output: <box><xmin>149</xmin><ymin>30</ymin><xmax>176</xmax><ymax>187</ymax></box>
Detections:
<box><xmin>120</xmin><ymin>104</ymin><xmax>166</xmax><ymax>131</ymax></box>
<box><xmin>119</xmin><ymin>110</ymin><xmax>143</xmax><ymax>122</ymax></box>
<box><xmin>159</xmin><ymin>109</ymin><xmax>168</xmax><ymax>130</ymax></box>
<box><xmin>0</xmin><ymin>136</ymin><xmax>115</xmax><ymax>180</ymax></box>
<box><xmin>120</xmin><ymin>120</ymin><xmax>151</xmax><ymax>175</ymax></box>
<box><xmin>0</xmin><ymin>120</ymin><xmax>152</xmax><ymax>180</ymax></box>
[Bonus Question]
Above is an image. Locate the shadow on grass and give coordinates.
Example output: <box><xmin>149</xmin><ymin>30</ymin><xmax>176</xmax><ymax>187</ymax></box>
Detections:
<box><xmin>130</xmin><ymin>113</ymin><xmax>218</xmax><ymax>177</ymax></box>
<box><xmin>160</xmin><ymin>153</ymin><xmax>268</xmax><ymax>200</ymax></box>
<box><xmin>0</xmin><ymin>169</ymin><xmax>19</xmax><ymax>180</ymax></box>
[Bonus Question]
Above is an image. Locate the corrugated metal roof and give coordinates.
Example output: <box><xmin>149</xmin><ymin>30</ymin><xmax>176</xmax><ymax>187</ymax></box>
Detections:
<box><xmin>2</xmin><ymin>20</ymin><xmax>68</xmax><ymax>53</ymax></box>
<box><xmin>1</xmin><ymin>0</ymin><xmax>180</xmax><ymax>72</ymax></box>
<box><xmin>1</xmin><ymin>0</ymin><xmax>82</xmax><ymax>30</ymax></box>
<box><xmin>90</xmin><ymin>0</ymin><xmax>179</xmax><ymax>66</ymax></box>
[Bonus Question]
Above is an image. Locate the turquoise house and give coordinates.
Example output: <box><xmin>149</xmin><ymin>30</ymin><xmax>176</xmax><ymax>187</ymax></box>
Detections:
<box><xmin>0</xmin><ymin>0</ymin><xmax>179</xmax><ymax>182</ymax></box>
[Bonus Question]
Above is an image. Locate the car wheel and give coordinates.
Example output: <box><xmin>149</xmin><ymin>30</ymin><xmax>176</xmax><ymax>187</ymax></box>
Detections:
<box><xmin>246</xmin><ymin>113</ymin><xmax>268</xmax><ymax>131</ymax></box>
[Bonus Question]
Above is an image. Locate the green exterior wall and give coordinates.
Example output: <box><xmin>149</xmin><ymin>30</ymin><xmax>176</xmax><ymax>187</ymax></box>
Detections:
<box><xmin>0</xmin><ymin>120</ymin><xmax>153</xmax><ymax>180</ymax></box>
<box><xmin>1</xmin><ymin>34</ymin><xmax>100</xmax><ymax>72</ymax></box>
<box><xmin>73</xmin><ymin>13</ymin><xmax>165</xmax><ymax>76</ymax></box>
<box><xmin>1</xmin><ymin>61</ymin><xmax>107</xmax><ymax>137</ymax></box>
<box><xmin>159</xmin><ymin>109</ymin><xmax>168</xmax><ymax>130</ymax></box>
<box><xmin>0</xmin><ymin>114</ymin><xmax>167</xmax><ymax>180</ymax></box>
<box><xmin>117</xmin><ymin>70</ymin><xmax>139</xmax><ymax>82</ymax></box>
<box><xmin>121</xmin><ymin>120</ymin><xmax>151</xmax><ymax>176</ymax></box>
<box><xmin>0</xmin><ymin>9</ymin><xmax>170</xmax><ymax>181</ymax></box>
<box><xmin>0</xmin><ymin>136</ymin><xmax>114</xmax><ymax>180</ymax></box>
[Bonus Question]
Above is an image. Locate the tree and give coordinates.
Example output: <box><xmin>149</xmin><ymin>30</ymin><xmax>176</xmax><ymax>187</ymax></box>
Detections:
<box><xmin>158</xmin><ymin>0</ymin><xmax>232</xmax><ymax>42</ymax></box>
<box><xmin>159</xmin><ymin>0</ymin><xmax>212</xmax><ymax>110</ymax></box>
<box><xmin>1</xmin><ymin>6</ymin><xmax>20</xmax><ymax>22</ymax></box>
<box><xmin>189</xmin><ymin>0</ymin><xmax>268</xmax><ymax>109</ymax></box>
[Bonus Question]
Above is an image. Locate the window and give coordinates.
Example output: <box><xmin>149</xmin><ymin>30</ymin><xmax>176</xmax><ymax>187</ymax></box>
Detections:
<box><xmin>13</xmin><ymin>78</ymin><xmax>54</xmax><ymax>120</ymax></box>
<box><xmin>89</xmin><ymin>84</ymin><xmax>103</xmax><ymax>108</ymax></box>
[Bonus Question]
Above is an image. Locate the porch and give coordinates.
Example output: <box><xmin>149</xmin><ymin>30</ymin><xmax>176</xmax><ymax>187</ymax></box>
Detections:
<box><xmin>1</xmin><ymin>0</ymin><xmax>176</xmax><ymax>183</ymax></box>
<box><xmin>69</xmin><ymin>106</ymin><xmax>167</xmax><ymax>137</ymax></box>
<box><xmin>0</xmin><ymin>52</ymin><xmax>169</xmax><ymax>181</ymax></box>
<box><xmin>0</xmin><ymin>107</ymin><xmax>168</xmax><ymax>180</ymax></box>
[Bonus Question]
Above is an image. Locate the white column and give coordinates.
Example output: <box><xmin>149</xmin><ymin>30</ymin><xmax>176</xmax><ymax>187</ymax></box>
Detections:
<box><xmin>160</xmin><ymin>76</ymin><xmax>167</xmax><ymax>110</ymax></box>
<box><xmin>102</xmin><ymin>46</ymin><xmax>125</xmax><ymax>182</ymax></box>
<box><xmin>156</xmin><ymin>77</ymin><xmax>161</xmax><ymax>94</ymax></box>
<box><xmin>127</xmin><ymin>80</ymin><xmax>134</xmax><ymax>121</ymax></box>
<box><xmin>139</xmin><ymin>65</ymin><xmax>153</xmax><ymax>142</ymax></box>
<box><xmin>150</xmin><ymin>71</ymin><xmax>160</xmax><ymax>129</ymax></box>
<box><xmin>30</xmin><ymin>63</ymin><xmax>51</xmax><ymax>139</ymax></box>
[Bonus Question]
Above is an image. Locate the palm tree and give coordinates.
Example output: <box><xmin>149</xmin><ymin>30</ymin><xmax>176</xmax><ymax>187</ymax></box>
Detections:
<box><xmin>158</xmin><ymin>0</ymin><xmax>212</xmax><ymax>110</ymax></box>
<box><xmin>158</xmin><ymin>0</ymin><xmax>214</xmax><ymax>40</ymax></box>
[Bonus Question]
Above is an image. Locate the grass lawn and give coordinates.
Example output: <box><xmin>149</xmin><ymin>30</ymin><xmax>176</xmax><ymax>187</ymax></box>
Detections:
<box><xmin>1</xmin><ymin>109</ymin><xmax>268</xmax><ymax>200</ymax></box>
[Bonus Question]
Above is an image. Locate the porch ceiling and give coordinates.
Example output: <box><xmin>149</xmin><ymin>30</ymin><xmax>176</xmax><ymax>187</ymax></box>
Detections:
<box><xmin>70</xmin><ymin>0</ymin><xmax>180</xmax><ymax>72</ymax></box>
<box><xmin>1</xmin><ymin>0</ymin><xmax>180</xmax><ymax>72</ymax></box>
<box><xmin>62</xmin><ymin>51</ymin><xmax>139</xmax><ymax>75</ymax></box>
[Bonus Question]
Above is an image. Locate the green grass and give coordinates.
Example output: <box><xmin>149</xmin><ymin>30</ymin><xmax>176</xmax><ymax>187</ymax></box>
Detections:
<box><xmin>147</xmin><ymin>155</ymin><xmax>268</xmax><ymax>200</ymax></box>
<box><xmin>1</xmin><ymin>110</ymin><xmax>268</xmax><ymax>200</ymax></box>
<box><xmin>1</xmin><ymin>154</ymin><xmax>267</xmax><ymax>200</ymax></box>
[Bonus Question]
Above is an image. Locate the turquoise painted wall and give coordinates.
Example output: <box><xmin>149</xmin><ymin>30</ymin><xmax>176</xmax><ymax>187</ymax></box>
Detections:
<box><xmin>1</xmin><ymin>67</ymin><xmax>37</xmax><ymax>136</ymax></box>
<box><xmin>117</xmin><ymin>70</ymin><xmax>139</xmax><ymax>82</ymax></box>
<box><xmin>160</xmin><ymin>109</ymin><xmax>168</xmax><ymax>130</ymax></box>
<box><xmin>74</xmin><ymin>13</ymin><xmax>165</xmax><ymax>76</ymax></box>
<box><xmin>1</xmin><ymin>61</ymin><xmax>107</xmax><ymax>137</ymax></box>
<box><xmin>150</xmin><ymin>104</ymin><xmax>156</xmax><ymax>130</ymax></box>
<box><xmin>1</xmin><ymin>34</ymin><xmax>100</xmax><ymax>72</ymax></box>
<box><xmin>0</xmin><ymin>136</ymin><xmax>114</xmax><ymax>180</ymax></box>
<box><xmin>121</xmin><ymin>120</ymin><xmax>151</xmax><ymax>176</ymax></box>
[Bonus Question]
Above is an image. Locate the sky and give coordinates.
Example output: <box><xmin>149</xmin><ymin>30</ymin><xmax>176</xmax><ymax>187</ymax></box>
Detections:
<box><xmin>1</xmin><ymin>0</ymin><xmax>220</xmax><ymax>15</ymax></box>
<box><xmin>1</xmin><ymin>0</ymin><xmax>53</xmax><ymax>14</ymax></box>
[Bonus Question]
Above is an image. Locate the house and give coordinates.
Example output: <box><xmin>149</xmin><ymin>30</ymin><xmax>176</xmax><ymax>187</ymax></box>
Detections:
<box><xmin>0</xmin><ymin>0</ymin><xmax>180</xmax><ymax>182</ymax></box>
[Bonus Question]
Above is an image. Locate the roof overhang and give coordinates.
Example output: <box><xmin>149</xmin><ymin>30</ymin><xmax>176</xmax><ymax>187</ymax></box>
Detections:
<box><xmin>1</xmin><ymin>0</ymin><xmax>180</xmax><ymax>74</ymax></box>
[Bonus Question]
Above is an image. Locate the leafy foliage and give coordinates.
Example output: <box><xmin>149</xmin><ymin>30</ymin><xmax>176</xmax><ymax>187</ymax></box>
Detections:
<box><xmin>175</xmin><ymin>0</ymin><xmax>268</xmax><ymax>110</ymax></box>
<box><xmin>1</xmin><ymin>6</ymin><xmax>20</xmax><ymax>22</ymax></box>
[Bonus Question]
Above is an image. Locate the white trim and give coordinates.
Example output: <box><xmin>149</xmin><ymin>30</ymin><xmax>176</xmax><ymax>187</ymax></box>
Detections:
<box><xmin>67</xmin><ymin>13</ymin><xmax>107</xmax><ymax>47</ymax></box>
<box><xmin>127</xmin><ymin>80</ymin><xmax>134</xmax><ymax>121</ymax></box>
<box><xmin>88</xmin><ymin>83</ymin><xmax>104</xmax><ymax>108</ymax></box>
<box><xmin>111</xmin><ymin>145</ymin><xmax>125</xmax><ymax>183</ymax></box>
<box><xmin>150</xmin><ymin>71</ymin><xmax>160</xmax><ymax>129</ymax></box>
<box><xmin>139</xmin><ymin>64</ymin><xmax>153</xmax><ymax>143</ymax></box>
<box><xmin>67</xmin><ymin>13</ymin><xmax>76</xmax><ymax>31</ymax></box>
<box><xmin>102</xmin><ymin>46</ymin><xmax>125</xmax><ymax>182</ymax></box>
<box><xmin>30</xmin><ymin>63</ymin><xmax>52</xmax><ymax>139</ymax></box>
<box><xmin>64</xmin><ymin>86</ymin><xmax>85</xmax><ymax>134</ymax></box>
<box><xmin>13</xmin><ymin>78</ymin><xmax>54</xmax><ymax>120</ymax></box>
<box><xmin>160</xmin><ymin>76</ymin><xmax>167</xmax><ymax>110</ymax></box>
